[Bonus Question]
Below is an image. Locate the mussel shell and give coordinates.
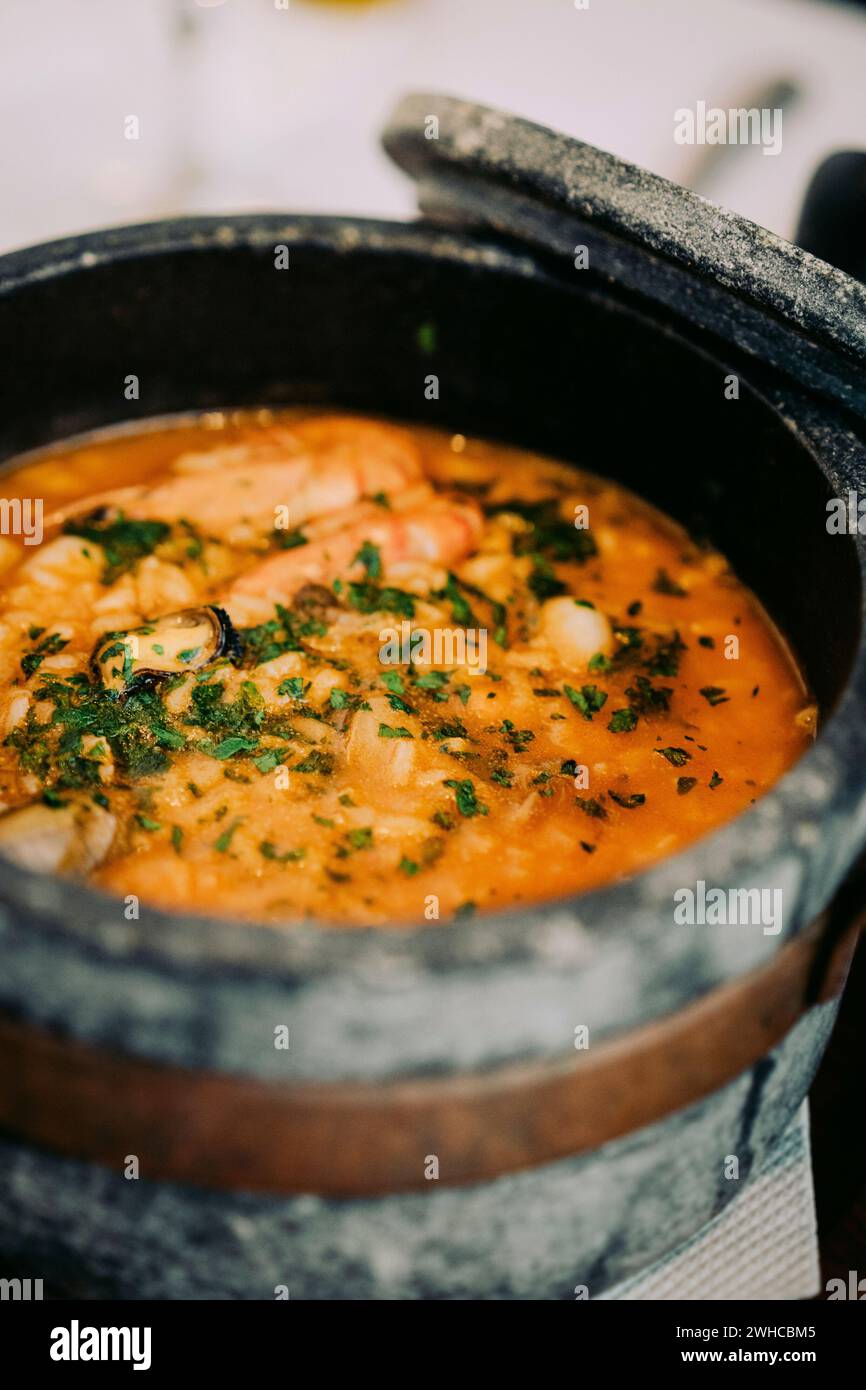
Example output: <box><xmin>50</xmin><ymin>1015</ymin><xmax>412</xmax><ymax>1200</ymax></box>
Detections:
<box><xmin>93</xmin><ymin>605</ymin><xmax>239</xmax><ymax>694</ymax></box>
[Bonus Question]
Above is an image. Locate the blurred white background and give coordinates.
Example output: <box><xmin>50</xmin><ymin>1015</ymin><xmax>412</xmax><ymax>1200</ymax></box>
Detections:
<box><xmin>0</xmin><ymin>0</ymin><xmax>864</xmax><ymax>254</ymax></box>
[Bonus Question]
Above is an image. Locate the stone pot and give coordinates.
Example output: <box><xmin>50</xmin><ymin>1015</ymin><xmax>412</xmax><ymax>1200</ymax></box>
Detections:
<box><xmin>0</xmin><ymin>96</ymin><xmax>864</xmax><ymax>1299</ymax></box>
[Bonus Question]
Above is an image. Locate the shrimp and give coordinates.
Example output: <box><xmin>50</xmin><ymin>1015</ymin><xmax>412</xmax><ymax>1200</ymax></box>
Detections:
<box><xmin>46</xmin><ymin>418</ymin><xmax>423</xmax><ymax>543</ymax></box>
<box><xmin>223</xmin><ymin>496</ymin><xmax>484</xmax><ymax>617</ymax></box>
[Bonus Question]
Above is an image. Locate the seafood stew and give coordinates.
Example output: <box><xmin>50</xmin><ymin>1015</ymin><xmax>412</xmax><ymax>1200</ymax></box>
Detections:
<box><xmin>0</xmin><ymin>412</ymin><xmax>814</xmax><ymax>925</ymax></box>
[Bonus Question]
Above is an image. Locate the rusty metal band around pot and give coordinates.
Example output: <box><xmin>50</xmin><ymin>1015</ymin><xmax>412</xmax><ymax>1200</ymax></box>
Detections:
<box><xmin>0</xmin><ymin>914</ymin><xmax>859</xmax><ymax>1198</ymax></box>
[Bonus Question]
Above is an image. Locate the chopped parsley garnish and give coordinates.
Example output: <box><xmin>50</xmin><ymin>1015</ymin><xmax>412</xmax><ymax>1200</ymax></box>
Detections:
<box><xmin>21</xmin><ymin>631</ymin><xmax>68</xmax><ymax>678</ymax></box>
<box><xmin>378</xmin><ymin>722</ymin><xmax>414</xmax><ymax>739</ymax></box>
<box><xmin>625</xmin><ymin>676</ymin><xmax>672</xmax><ymax>715</ymax></box>
<box><xmin>607</xmin><ymin>790</ymin><xmax>646</xmax><ymax>808</ymax></box>
<box><xmin>6</xmin><ymin>676</ymin><xmax>184</xmax><ymax>786</ymax></box>
<box><xmin>607</xmin><ymin>708</ymin><xmax>638</xmax><ymax>733</ymax></box>
<box><xmin>205</xmin><ymin>735</ymin><xmax>259</xmax><ymax>760</ymax></box>
<box><xmin>433</xmin><ymin>720</ymin><xmax>468</xmax><ymax>741</ymax></box>
<box><xmin>699</xmin><ymin>686</ymin><xmax>729</xmax><ymax>706</ymax></box>
<box><xmin>709</xmin><ymin>770</ymin><xmax>724</xmax><ymax>789</ymax></box>
<box><xmin>386</xmin><ymin>692</ymin><xmax>416</xmax><ymax>715</ymax></box>
<box><xmin>277</xmin><ymin>677</ymin><xmax>309</xmax><ymax>699</ymax></box>
<box><xmin>528</xmin><ymin>555</ymin><xmax>567</xmax><ymax>601</ymax></box>
<box><xmin>656</xmin><ymin>746</ymin><xmax>691</xmax><ymax>767</ymax></box>
<box><xmin>564</xmin><ymin>683</ymin><xmax>608</xmax><ymax>720</ymax></box>
<box><xmin>414</xmin><ymin>669</ymin><xmax>451</xmax><ymax>700</ymax></box>
<box><xmin>500</xmin><ymin>719</ymin><xmax>534</xmax><ymax>752</ymax></box>
<box><xmin>293</xmin><ymin>749</ymin><xmax>335</xmax><ymax>774</ymax></box>
<box><xmin>443</xmin><ymin>778</ymin><xmax>488</xmax><ymax>818</ymax></box>
<box><xmin>215</xmin><ymin>817</ymin><xmax>243</xmax><ymax>852</ymax></box>
<box><xmin>506</xmin><ymin>499</ymin><xmax>597</xmax><ymax>566</ymax></box>
<box><xmin>677</xmin><ymin>776</ymin><xmax>698</xmax><ymax>795</ymax></box>
<box><xmin>353</xmin><ymin>540</ymin><xmax>382</xmax><ymax>579</ymax></box>
<box><xmin>273</xmin><ymin>527</ymin><xmax>309</xmax><ymax>550</ymax></box>
<box><xmin>346</xmin><ymin>582</ymin><xmax>416</xmax><ymax>619</ymax></box>
<box><xmin>239</xmin><ymin>603</ymin><xmax>307</xmax><ymax>666</ymax></box>
<box><xmin>588</xmin><ymin>652</ymin><xmax>613</xmax><ymax>674</ymax></box>
<box><xmin>63</xmin><ymin>514</ymin><xmax>170</xmax><ymax>586</ymax></box>
<box><xmin>645</xmin><ymin>631</ymin><xmax>687</xmax><ymax>677</ymax></box>
<box><xmin>260</xmin><ymin>840</ymin><xmax>306</xmax><ymax>862</ymax></box>
<box><xmin>433</xmin><ymin>573</ymin><xmax>478</xmax><ymax>627</ymax></box>
<box><xmin>575</xmin><ymin>796</ymin><xmax>607</xmax><ymax>819</ymax></box>
<box><xmin>652</xmin><ymin>568</ymin><xmax>688</xmax><ymax>597</ymax></box>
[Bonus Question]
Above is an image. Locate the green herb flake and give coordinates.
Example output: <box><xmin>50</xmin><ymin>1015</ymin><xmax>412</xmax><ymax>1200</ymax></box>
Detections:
<box><xmin>260</xmin><ymin>840</ymin><xmax>306</xmax><ymax>863</ymax></box>
<box><xmin>206</xmin><ymin>735</ymin><xmax>259</xmax><ymax>760</ymax></box>
<box><xmin>625</xmin><ymin>676</ymin><xmax>672</xmax><ymax>715</ymax></box>
<box><xmin>277</xmin><ymin>676</ymin><xmax>309</xmax><ymax>699</ymax></box>
<box><xmin>653</xmin><ymin>568</ymin><xmax>688</xmax><ymax>597</ymax></box>
<box><xmin>293</xmin><ymin>749</ymin><xmax>335</xmax><ymax>774</ymax></box>
<box><xmin>443</xmin><ymin>777</ymin><xmax>488</xmax><ymax>818</ymax></box>
<box><xmin>416</xmin><ymin>321</ymin><xmax>437</xmax><ymax>354</ymax></box>
<box><xmin>347</xmin><ymin>582</ymin><xmax>416</xmax><ymax>619</ymax></box>
<box><xmin>607</xmin><ymin>789</ymin><xmax>646</xmax><ymax>809</ymax></box>
<box><xmin>564</xmin><ymin>683</ymin><xmax>608</xmax><ymax>720</ymax></box>
<box><xmin>353</xmin><ymin>540</ymin><xmax>382</xmax><ymax>579</ymax></box>
<box><xmin>273</xmin><ymin>527</ymin><xmax>309</xmax><ymax>551</ymax></box>
<box><xmin>62</xmin><ymin>514</ymin><xmax>170</xmax><ymax>586</ymax></box>
<box><xmin>588</xmin><ymin>652</ymin><xmax>613</xmax><ymax>673</ymax></box>
<box><xmin>607</xmin><ymin>708</ymin><xmax>638</xmax><ymax>733</ymax></box>
<box><xmin>656</xmin><ymin>746</ymin><xmax>692</xmax><ymax>767</ymax></box>
<box><xmin>699</xmin><ymin>686</ymin><xmax>729</xmax><ymax>707</ymax></box>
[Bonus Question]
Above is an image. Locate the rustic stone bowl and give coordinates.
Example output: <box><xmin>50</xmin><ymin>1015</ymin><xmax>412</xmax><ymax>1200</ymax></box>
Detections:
<box><xmin>0</xmin><ymin>96</ymin><xmax>864</xmax><ymax>1298</ymax></box>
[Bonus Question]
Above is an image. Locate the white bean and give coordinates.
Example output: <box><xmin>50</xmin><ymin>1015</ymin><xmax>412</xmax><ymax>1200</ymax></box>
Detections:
<box><xmin>539</xmin><ymin>597</ymin><xmax>613</xmax><ymax>667</ymax></box>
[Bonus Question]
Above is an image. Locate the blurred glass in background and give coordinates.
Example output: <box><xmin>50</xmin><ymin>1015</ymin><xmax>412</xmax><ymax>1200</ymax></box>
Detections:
<box><xmin>0</xmin><ymin>0</ymin><xmax>864</xmax><ymax>253</ymax></box>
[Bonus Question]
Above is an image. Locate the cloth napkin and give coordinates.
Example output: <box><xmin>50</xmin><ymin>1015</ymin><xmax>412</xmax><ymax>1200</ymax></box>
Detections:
<box><xmin>601</xmin><ymin>1102</ymin><xmax>818</xmax><ymax>1300</ymax></box>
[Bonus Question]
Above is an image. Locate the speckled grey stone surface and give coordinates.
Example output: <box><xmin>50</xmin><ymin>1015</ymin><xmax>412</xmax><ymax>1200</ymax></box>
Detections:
<box><xmin>0</xmin><ymin>1004</ymin><xmax>835</xmax><ymax>1299</ymax></box>
<box><xmin>0</xmin><ymin>214</ymin><xmax>864</xmax><ymax>1082</ymax></box>
<box><xmin>383</xmin><ymin>94</ymin><xmax>866</xmax><ymax>421</ymax></box>
<box><xmin>0</xmin><ymin>108</ymin><xmax>864</xmax><ymax>1298</ymax></box>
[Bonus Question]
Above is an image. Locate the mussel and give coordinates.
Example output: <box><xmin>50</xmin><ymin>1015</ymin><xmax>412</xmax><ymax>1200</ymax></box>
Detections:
<box><xmin>93</xmin><ymin>606</ymin><xmax>238</xmax><ymax>694</ymax></box>
<box><xmin>0</xmin><ymin>796</ymin><xmax>116</xmax><ymax>876</ymax></box>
